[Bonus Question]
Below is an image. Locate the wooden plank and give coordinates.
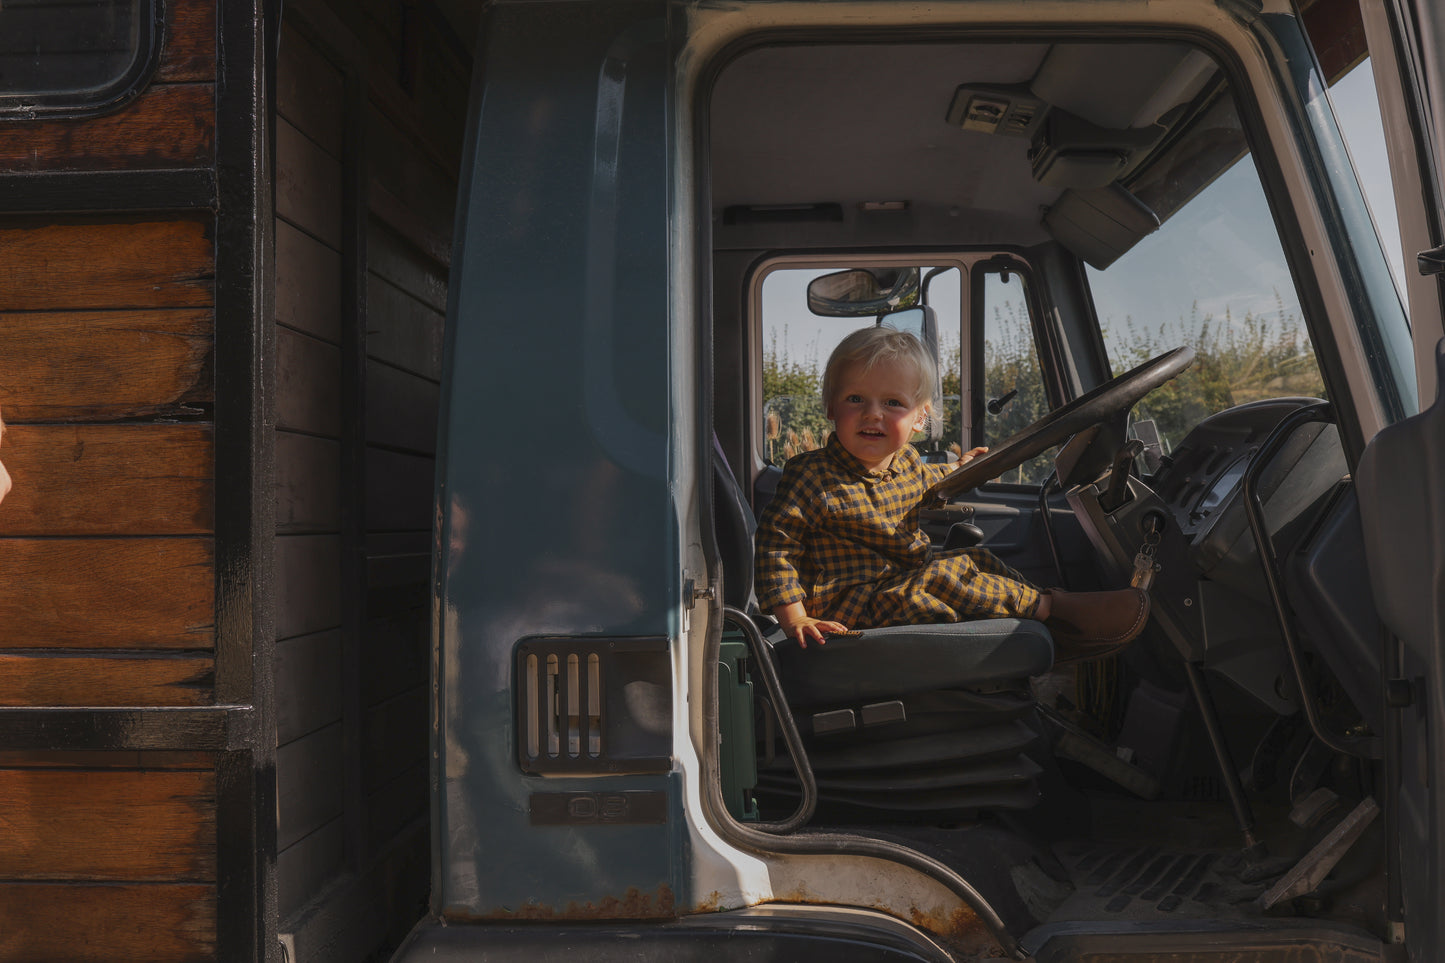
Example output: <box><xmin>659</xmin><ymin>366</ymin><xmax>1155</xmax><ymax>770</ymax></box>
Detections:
<box><xmin>156</xmin><ymin>0</ymin><xmax>217</xmax><ymax>84</ymax></box>
<box><xmin>276</xmin><ymin>431</ymin><xmax>340</xmax><ymax>534</ymax></box>
<box><xmin>0</xmin><ymin>425</ymin><xmax>213</xmax><ymax>537</ymax></box>
<box><xmin>277</xmin><ymin>817</ymin><xmax>344</xmax><ymax>922</ymax></box>
<box><xmin>277</xmin><ymin>327</ymin><xmax>342</xmax><ymax>437</ymax></box>
<box><xmin>365</xmin><ymin>361</ymin><xmax>438</xmax><ymax>455</ymax></box>
<box><xmin>0</xmin><ymin>750</ymin><xmax>212</xmax><ymax>769</ymax></box>
<box><xmin>360</xmin><ymin>612</ymin><xmax>427</xmax><ymax>707</ymax></box>
<box><xmin>368</xmin><ymin>178</ymin><xmax>450</xmax><ymax>269</ymax></box>
<box><xmin>0</xmin><ymin>539</ymin><xmax>213</xmax><ymax>649</ymax></box>
<box><xmin>364</xmin><ymin>448</ymin><xmax>432</xmax><ymax>533</ymax></box>
<box><xmin>276</xmin><ymin>219</ymin><xmax>341</xmax><ymax>343</ymax></box>
<box><xmin>0</xmin><ymin>310</ymin><xmax>212</xmax><ymax>423</ymax></box>
<box><xmin>365</xmin><ymin>532</ymin><xmax>429</xmax><ymax>593</ymax></box>
<box><xmin>0</xmin><ymin>768</ymin><xmax>215</xmax><ymax>880</ymax></box>
<box><xmin>0</xmin><ymin>219</ymin><xmax>213</xmax><ymax>311</ymax></box>
<box><xmin>277</xmin><ymin>722</ymin><xmax>344</xmax><ymax>850</ymax></box>
<box><xmin>0</xmin><ymin>83</ymin><xmax>215</xmax><ymax>173</ymax></box>
<box><xmin>275</xmin><ymin>534</ymin><xmax>340</xmax><ymax>641</ymax></box>
<box><xmin>368</xmin><ymin>218</ymin><xmax>447</xmax><ymax>313</ymax></box>
<box><xmin>365</xmin><ymin>760</ymin><xmax>427</xmax><ymax>852</ymax></box>
<box><xmin>365</xmin><ymin>273</ymin><xmax>442</xmax><ymax>379</ymax></box>
<box><xmin>361</xmin><ymin>688</ymin><xmax>426</xmax><ymax>792</ymax></box>
<box><xmin>277</xmin><ymin>116</ymin><xmax>343</xmax><ymax>250</ymax></box>
<box><xmin>367</xmin><ymin>101</ymin><xmax>458</xmax><ymax>239</ymax></box>
<box><xmin>275</xmin><ymin>630</ymin><xmax>343</xmax><ymax>745</ymax></box>
<box><xmin>278</xmin><ymin>22</ymin><xmax>345</xmax><ymax>157</ymax></box>
<box><xmin>0</xmin><ymin>654</ymin><xmax>213</xmax><ymax>708</ymax></box>
<box><xmin>0</xmin><ymin>882</ymin><xmax>214</xmax><ymax>962</ymax></box>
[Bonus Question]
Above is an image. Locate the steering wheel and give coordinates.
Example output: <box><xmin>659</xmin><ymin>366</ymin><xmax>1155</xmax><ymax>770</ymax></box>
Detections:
<box><xmin>925</xmin><ymin>346</ymin><xmax>1195</xmax><ymax>504</ymax></box>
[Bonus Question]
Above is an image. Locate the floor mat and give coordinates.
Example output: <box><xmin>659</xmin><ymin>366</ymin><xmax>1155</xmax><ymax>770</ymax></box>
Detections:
<box><xmin>1051</xmin><ymin>841</ymin><xmax>1271</xmax><ymax>921</ymax></box>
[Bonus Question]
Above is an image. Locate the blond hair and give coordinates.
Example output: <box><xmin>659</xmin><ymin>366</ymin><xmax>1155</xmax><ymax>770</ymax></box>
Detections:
<box><xmin>822</xmin><ymin>326</ymin><xmax>936</xmax><ymax>413</ymax></box>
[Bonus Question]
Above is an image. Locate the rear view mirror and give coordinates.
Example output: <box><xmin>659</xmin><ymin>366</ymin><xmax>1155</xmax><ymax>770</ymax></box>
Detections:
<box><xmin>807</xmin><ymin>268</ymin><xmax>920</xmax><ymax>317</ymax></box>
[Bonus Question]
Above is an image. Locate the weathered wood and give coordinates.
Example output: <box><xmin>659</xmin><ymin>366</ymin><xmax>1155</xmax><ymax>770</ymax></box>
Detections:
<box><xmin>277</xmin><ymin>816</ymin><xmax>344</xmax><ymax>921</ymax></box>
<box><xmin>0</xmin><ymin>750</ymin><xmax>212</xmax><ymax>769</ymax></box>
<box><xmin>0</xmin><ymin>169</ymin><xmax>216</xmax><ymax>215</ymax></box>
<box><xmin>366</xmin><ymin>273</ymin><xmax>442</xmax><ymax>380</ymax></box>
<box><xmin>0</xmin><ymin>654</ymin><xmax>213</xmax><ymax>707</ymax></box>
<box><xmin>368</xmin><ymin>219</ymin><xmax>447</xmax><ymax>313</ymax></box>
<box><xmin>278</xmin><ymin>23</ymin><xmax>346</xmax><ymax>158</ymax></box>
<box><xmin>0</xmin><ymin>768</ymin><xmax>215</xmax><ymax>880</ymax></box>
<box><xmin>156</xmin><ymin>0</ymin><xmax>218</xmax><ymax>84</ymax></box>
<box><xmin>361</xmin><ymin>688</ymin><xmax>426</xmax><ymax>792</ymax></box>
<box><xmin>276</xmin><ymin>220</ymin><xmax>342</xmax><ymax>343</ymax></box>
<box><xmin>365</xmin><ymin>360</ymin><xmax>439</xmax><ymax>455</ymax></box>
<box><xmin>368</xmin><ymin>177</ymin><xmax>450</xmax><ymax>269</ymax></box>
<box><xmin>0</xmin><ymin>538</ymin><xmax>213</xmax><ymax>649</ymax></box>
<box><xmin>277</xmin><ymin>327</ymin><xmax>342</xmax><ymax>437</ymax></box>
<box><xmin>277</xmin><ymin>117</ymin><xmax>344</xmax><ymax>250</ymax></box>
<box><xmin>276</xmin><ymin>431</ymin><xmax>341</xmax><ymax>534</ymax></box>
<box><xmin>0</xmin><ymin>883</ymin><xmax>214</xmax><ymax>962</ymax></box>
<box><xmin>0</xmin><ymin>425</ymin><xmax>213</xmax><ymax>537</ymax></box>
<box><xmin>360</xmin><ymin>613</ymin><xmax>427</xmax><ymax>707</ymax></box>
<box><xmin>0</xmin><ymin>310</ymin><xmax>212</xmax><ymax>422</ymax></box>
<box><xmin>365</xmin><ymin>532</ymin><xmax>430</xmax><ymax>592</ymax></box>
<box><xmin>366</xmin><ymin>759</ymin><xmax>427</xmax><ymax>853</ymax></box>
<box><xmin>0</xmin><ymin>219</ymin><xmax>213</xmax><ymax>311</ymax></box>
<box><xmin>275</xmin><ymin>534</ymin><xmax>341</xmax><ymax>641</ymax></box>
<box><xmin>275</xmin><ymin>630</ymin><xmax>343</xmax><ymax>744</ymax></box>
<box><xmin>0</xmin><ymin>84</ymin><xmax>216</xmax><ymax>173</ymax></box>
<box><xmin>277</xmin><ymin>722</ymin><xmax>345</xmax><ymax>850</ymax></box>
<box><xmin>364</xmin><ymin>448</ymin><xmax>433</xmax><ymax>533</ymax></box>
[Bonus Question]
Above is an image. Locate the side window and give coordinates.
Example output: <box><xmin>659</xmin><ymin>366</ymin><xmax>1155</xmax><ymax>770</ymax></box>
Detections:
<box><xmin>975</xmin><ymin>265</ymin><xmax>1053</xmax><ymax>485</ymax></box>
<box><xmin>0</xmin><ymin>0</ymin><xmax>160</xmax><ymax>117</ymax></box>
<box><xmin>759</xmin><ymin>264</ymin><xmax>961</xmax><ymax>467</ymax></box>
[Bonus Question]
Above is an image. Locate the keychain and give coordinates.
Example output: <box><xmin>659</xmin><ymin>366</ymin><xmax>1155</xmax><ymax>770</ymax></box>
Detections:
<box><xmin>1130</xmin><ymin>513</ymin><xmax>1164</xmax><ymax>592</ymax></box>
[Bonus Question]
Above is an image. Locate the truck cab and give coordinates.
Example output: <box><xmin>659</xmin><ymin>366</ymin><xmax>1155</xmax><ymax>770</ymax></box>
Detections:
<box><xmin>396</xmin><ymin>1</ymin><xmax>1445</xmax><ymax>960</ymax></box>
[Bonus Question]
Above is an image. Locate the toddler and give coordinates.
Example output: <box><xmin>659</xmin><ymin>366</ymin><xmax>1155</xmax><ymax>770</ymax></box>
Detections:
<box><xmin>755</xmin><ymin>326</ymin><xmax>1147</xmax><ymax>662</ymax></box>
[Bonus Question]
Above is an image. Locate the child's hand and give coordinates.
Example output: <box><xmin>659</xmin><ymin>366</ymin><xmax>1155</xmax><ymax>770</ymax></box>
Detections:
<box><xmin>959</xmin><ymin>446</ymin><xmax>989</xmax><ymax>464</ymax></box>
<box><xmin>774</xmin><ymin>602</ymin><xmax>849</xmax><ymax>649</ymax></box>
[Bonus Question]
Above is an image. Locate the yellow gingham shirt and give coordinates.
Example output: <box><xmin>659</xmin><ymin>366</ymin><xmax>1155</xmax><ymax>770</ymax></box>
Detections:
<box><xmin>755</xmin><ymin>434</ymin><xmax>954</xmax><ymax>623</ymax></box>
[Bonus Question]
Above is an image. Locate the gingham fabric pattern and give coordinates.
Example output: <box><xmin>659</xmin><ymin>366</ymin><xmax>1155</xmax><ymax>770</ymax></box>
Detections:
<box><xmin>755</xmin><ymin>434</ymin><xmax>1042</xmax><ymax>627</ymax></box>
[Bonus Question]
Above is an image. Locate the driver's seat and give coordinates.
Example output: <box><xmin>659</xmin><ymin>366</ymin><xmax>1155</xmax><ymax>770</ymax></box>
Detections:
<box><xmin>714</xmin><ymin>445</ymin><xmax>1056</xmax><ymax>817</ymax></box>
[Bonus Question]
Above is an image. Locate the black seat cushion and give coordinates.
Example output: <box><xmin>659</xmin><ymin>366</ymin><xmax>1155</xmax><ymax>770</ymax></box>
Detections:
<box><xmin>769</xmin><ymin>619</ymin><xmax>1054</xmax><ymax>707</ymax></box>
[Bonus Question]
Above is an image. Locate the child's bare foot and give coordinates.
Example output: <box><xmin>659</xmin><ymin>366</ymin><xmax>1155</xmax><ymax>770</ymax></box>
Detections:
<box><xmin>1042</xmin><ymin>587</ymin><xmax>1150</xmax><ymax>664</ymax></box>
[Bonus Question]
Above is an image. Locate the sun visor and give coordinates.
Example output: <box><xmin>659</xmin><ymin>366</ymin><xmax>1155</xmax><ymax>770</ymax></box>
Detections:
<box><xmin>1042</xmin><ymin>184</ymin><xmax>1160</xmax><ymax>269</ymax></box>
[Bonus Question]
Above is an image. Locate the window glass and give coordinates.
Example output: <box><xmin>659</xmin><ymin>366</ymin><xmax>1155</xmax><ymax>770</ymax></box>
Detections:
<box><xmin>760</xmin><ymin>265</ymin><xmax>960</xmax><ymax>468</ymax></box>
<box><xmin>0</xmin><ymin>0</ymin><xmax>156</xmax><ymax>115</ymax></box>
<box><xmin>1087</xmin><ymin>102</ymin><xmax>1326</xmax><ymax>454</ymax></box>
<box><xmin>978</xmin><ymin>270</ymin><xmax>1053</xmax><ymax>484</ymax></box>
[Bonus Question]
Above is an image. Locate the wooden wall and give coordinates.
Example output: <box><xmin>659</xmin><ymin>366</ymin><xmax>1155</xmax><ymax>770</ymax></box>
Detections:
<box><xmin>273</xmin><ymin>2</ymin><xmax>465</xmax><ymax>959</ymax></box>
<box><xmin>0</xmin><ymin>1</ymin><xmax>224</xmax><ymax>960</ymax></box>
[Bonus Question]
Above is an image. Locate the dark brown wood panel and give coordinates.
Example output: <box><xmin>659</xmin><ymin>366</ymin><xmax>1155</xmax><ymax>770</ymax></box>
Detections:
<box><xmin>365</xmin><ymin>360</ymin><xmax>439</xmax><ymax>455</ymax></box>
<box><xmin>361</xmin><ymin>688</ymin><xmax>426</xmax><ymax>792</ymax></box>
<box><xmin>360</xmin><ymin>612</ymin><xmax>427</xmax><ymax>707</ymax></box>
<box><xmin>0</xmin><ymin>768</ymin><xmax>215</xmax><ymax>880</ymax></box>
<box><xmin>276</xmin><ymin>220</ymin><xmax>342</xmax><ymax>343</ymax></box>
<box><xmin>277</xmin><ymin>327</ymin><xmax>342</xmax><ymax>437</ymax></box>
<box><xmin>156</xmin><ymin>0</ymin><xmax>218</xmax><ymax>83</ymax></box>
<box><xmin>275</xmin><ymin>629</ymin><xmax>343</xmax><ymax>744</ymax></box>
<box><xmin>0</xmin><ymin>654</ymin><xmax>213</xmax><ymax>707</ymax></box>
<box><xmin>368</xmin><ymin>219</ymin><xmax>447</xmax><ymax>313</ymax></box>
<box><xmin>277</xmin><ymin>816</ymin><xmax>344</xmax><ymax>920</ymax></box>
<box><xmin>278</xmin><ymin>23</ymin><xmax>346</xmax><ymax>158</ymax></box>
<box><xmin>277</xmin><ymin>117</ymin><xmax>344</xmax><ymax>250</ymax></box>
<box><xmin>0</xmin><ymin>539</ymin><xmax>213</xmax><ymax>649</ymax></box>
<box><xmin>277</xmin><ymin>722</ymin><xmax>344</xmax><ymax>850</ymax></box>
<box><xmin>0</xmin><ymin>425</ymin><xmax>212</xmax><ymax>537</ymax></box>
<box><xmin>367</xmin><ymin>99</ymin><xmax>457</xmax><ymax>233</ymax></box>
<box><xmin>366</xmin><ymin>760</ymin><xmax>427</xmax><ymax>852</ymax></box>
<box><xmin>0</xmin><ymin>750</ymin><xmax>213</xmax><ymax>769</ymax></box>
<box><xmin>365</xmin><ymin>448</ymin><xmax>432</xmax><ymax>533</ymax></box>
<box><xmin>0</xmin><ymin>310</ymin><xmax>212</xmax><ymax>423</ymax></box>
<box><xmin>0</xmin><ymin>84</ymin><xmax>216</xmax><ymax>173</ymax></box>
<box><xmin>275</xmin><ymin>535</ymin><xmax>341</xmax><ymax>641</ymax></box>
<box><xmin>0</xmin><ymin>219</ymin><xmax>213</xmax><ymax>311</ymax></box>
<box><xmin>365</xmin><ymin>273</ymin><xmax>442</xmax><ymax>380</ymax></box>
<box><xmin>0</xmin><ymin>883</ymin><xmax>214</xmax><ymax>962</ymax></box>
<box><xmin>276</xmin><ymin>431</ymin><xmax>340</xmax><ymax>534</ymax></box>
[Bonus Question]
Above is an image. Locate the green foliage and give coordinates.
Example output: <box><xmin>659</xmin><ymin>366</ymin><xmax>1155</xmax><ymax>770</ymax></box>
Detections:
<box><xmin>761</xmin><ymin>329</ymin><xmax>831</xmax><ymax>466</ymax></box>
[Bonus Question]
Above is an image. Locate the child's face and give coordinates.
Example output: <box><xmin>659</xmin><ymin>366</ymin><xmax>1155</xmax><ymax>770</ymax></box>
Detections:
<box><xmin>826</xmin><ymin>359</ymin><xmax>928</xmax><ymax>472</ymax></box>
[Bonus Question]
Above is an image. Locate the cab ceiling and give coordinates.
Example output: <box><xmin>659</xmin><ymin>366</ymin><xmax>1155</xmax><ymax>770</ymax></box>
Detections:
<box><xmin>709</xmin><ymin>41</ymin><xmax>1207</xmax><ymax>249</ymax></box>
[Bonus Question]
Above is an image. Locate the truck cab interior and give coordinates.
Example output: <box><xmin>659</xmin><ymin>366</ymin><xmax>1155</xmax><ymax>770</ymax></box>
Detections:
<box><xmin>704</xmin><ymin>29</ymin><xmax>1406</xmax><ymax>954</ymax></box>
